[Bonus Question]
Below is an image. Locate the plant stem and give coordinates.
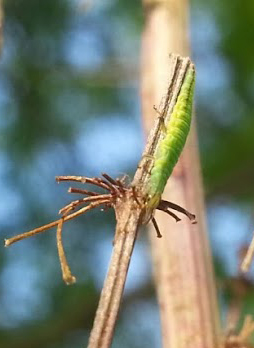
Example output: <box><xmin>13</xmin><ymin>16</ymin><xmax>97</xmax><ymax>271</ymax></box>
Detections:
<box><xmin>87</xmin><ymin>192</ymin><xmax>142</xmax><ymax>348</ymax></box>
<box><xmin>141</xmin><ymin>1</ymin><xmax>220</xmax><ymax>347</ymax></box>
<box><xmin>87</xmin><ymin>55</ymin><xmax>191</xmax><ymax>348</ymax></box>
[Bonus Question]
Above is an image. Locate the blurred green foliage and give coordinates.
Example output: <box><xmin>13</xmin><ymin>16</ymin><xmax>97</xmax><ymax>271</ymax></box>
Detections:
<box><xmin>1</xmin><ymin>0</ymin><xmax>254</xmax><ymax>347</ymax></box>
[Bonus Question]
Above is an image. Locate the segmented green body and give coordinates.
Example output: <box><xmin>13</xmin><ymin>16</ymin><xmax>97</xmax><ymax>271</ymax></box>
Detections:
<box><xmin>148</xmin><ymin>66</ymin><xmax>195</xmax><ymax>207</ymax></box>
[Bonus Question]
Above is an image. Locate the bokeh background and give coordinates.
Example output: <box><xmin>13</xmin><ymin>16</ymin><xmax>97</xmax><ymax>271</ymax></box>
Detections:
<box><xmin>1</xmin><ymin>1</ymin><xmax>254</xmax><ymax>347</ymax></box>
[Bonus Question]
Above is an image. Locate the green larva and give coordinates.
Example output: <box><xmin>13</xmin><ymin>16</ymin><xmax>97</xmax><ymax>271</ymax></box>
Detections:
<box><xmin>147</xmin><ymin>65</ymin><xmax>195</xmax><ymax>208</ymax></box>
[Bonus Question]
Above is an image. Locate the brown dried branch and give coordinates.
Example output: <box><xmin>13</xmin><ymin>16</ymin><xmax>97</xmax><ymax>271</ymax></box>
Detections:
<box><xmin>59</xmin><ymin>194</ymin><xmax>112</xmax><ymax>215</ymax></box>
<box><xmin>5</xmin><ymin>199</ymin><xmax>110</xmax><ymax>247</ymax></box>
<box><xmin>56</xmin><ymin>175</ymin><xmax>112</xmax><ymax>191</ymax></box>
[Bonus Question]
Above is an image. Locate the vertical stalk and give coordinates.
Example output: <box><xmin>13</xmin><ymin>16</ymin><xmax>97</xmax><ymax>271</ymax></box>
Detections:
<box><xmin>87</xmin><ymin>193</ymin><xmax>142</xmax><ymax>348</ymax></box>
<box><xmin>141</xmin><ymin>1</ymin><xmax>220</xmax><ymax>347</ymax></box>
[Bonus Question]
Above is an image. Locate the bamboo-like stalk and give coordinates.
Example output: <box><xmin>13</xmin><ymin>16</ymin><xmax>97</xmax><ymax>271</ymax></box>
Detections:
<box><xmin>141</xmin><ymin>0</ymin><xmax>220</xmax><ymax>347</ymax></box>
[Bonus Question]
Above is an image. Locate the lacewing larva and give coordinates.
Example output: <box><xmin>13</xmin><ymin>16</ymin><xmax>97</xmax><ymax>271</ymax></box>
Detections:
<box><xmin>147</xmin><ymin>63</ymin><xmax>195</xmax><ymax>209</ymax></box>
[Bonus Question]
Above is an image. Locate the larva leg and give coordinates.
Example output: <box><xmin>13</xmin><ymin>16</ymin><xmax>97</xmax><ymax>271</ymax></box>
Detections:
<box><xmin>151</xmin><ymin>217</ymin><xmax>162</xmax><ymax>238</ymax></box>
<box><xmin>158</xmin><ymin>200</ymin><xmax>196</xmax><ymax>224</ymax></box>
<box><xmin>163</xmin><ymin>209</ymin><xmax>181</xmax><ymax>222</ymax></box>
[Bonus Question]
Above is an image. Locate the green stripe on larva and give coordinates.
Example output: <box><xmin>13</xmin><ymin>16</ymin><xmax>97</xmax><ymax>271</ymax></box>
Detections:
<box><xmin>147</xmin><ymin>65</ymin><xmax>195</xmax><ymax>207</ymax></box>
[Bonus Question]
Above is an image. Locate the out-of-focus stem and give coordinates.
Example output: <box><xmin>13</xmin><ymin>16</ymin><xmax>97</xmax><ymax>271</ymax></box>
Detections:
<box><xmin>141</xmin><ymin>0</ymin><xmax>220</xmax><ymax>347</ymax></box>
<box><xmin>241</xmin><ymin>231</ymin><xmax>254</xmax><ymax>272</ymax></box>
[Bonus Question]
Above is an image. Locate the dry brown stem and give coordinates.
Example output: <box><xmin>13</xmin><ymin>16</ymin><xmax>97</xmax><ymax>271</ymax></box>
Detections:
<box><xmin>5</xmin><ymin>200</ymin><xmax>110</xmax><ymax>247</ymax></box>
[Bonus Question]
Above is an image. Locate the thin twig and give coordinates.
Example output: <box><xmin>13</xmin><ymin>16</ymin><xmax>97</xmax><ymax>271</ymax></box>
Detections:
<box><xmin>68</xmin><ymin>187</ymin><xmax>100</xmax><ymax>196</ymax></box>
<box><xmin>59</xmin><ymin>194</ymin><xmax>112</xmax><ymax>215</ymax></box>
<box><xmin>5</xmin><ymin>200</ymin><xmax>110</xmax><ymax>247</ymax></box>
<box><xmin>101</xmin><ymin>173</ymin><xmax>119</xmax><ymax>186</ymax></box>
<box><xmin>100</xmin><ymin>174</ymin><xmax>122</xmax><ymax>196</ymax></box>
<box><xmin>56</xmin><ymin>176</ymin><xmax>112</xmax><ymax>192</ymax></box>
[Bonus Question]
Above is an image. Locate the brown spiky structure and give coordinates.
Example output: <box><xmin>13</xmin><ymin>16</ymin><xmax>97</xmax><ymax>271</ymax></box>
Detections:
<box><xmin>5</xmin><ymin>173</ymin><xmax>196</xmax><ymax>284</ymax></box>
